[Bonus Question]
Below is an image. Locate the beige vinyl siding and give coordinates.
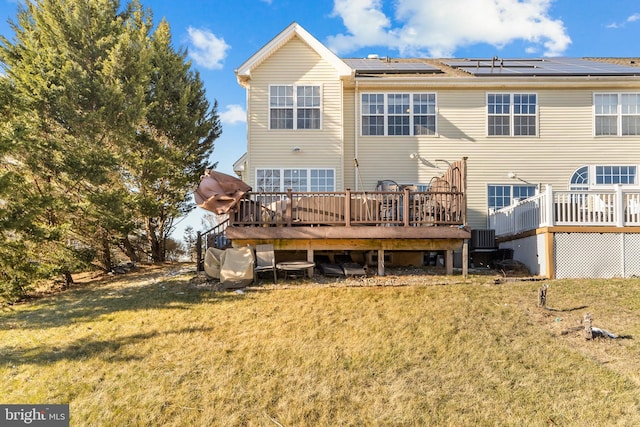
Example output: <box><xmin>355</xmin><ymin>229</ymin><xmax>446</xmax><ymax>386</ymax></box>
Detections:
<box><xmin>243</xmin><ymin>32</ymin><xmax>640</xmax><ymax>229</ymax></box>
<box><xmin>342</xmin><ymin>87</ymin><xmax>356</xmax><ymax>189</ymax></box>
<box><xmin>348</xmin><ymin>84</ymin><xmax>640</xmax><ymax>229</ymax></box>
<box><xmin>246</xmin><ymin>36</ymin><xmax>344</xmax><ymax>189</ymax></box>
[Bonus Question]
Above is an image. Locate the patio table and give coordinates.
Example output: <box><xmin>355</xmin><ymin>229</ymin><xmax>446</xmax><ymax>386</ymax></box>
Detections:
<box><xmin>276</xmin><ymin>261</ymin><xmax>315</xmax><ymax>279</ymax></box>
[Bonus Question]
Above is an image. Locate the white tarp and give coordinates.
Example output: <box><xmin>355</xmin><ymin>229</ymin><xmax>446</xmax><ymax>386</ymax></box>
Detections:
<box><xmin>205</xmin><ymin>246</ymin><xmax>254</xmax><ymax>288</ymax></box>
<box><xmin>219</xmin><ymin>247</ymin><xmax>254</xmax><ymax>288</ymax></box>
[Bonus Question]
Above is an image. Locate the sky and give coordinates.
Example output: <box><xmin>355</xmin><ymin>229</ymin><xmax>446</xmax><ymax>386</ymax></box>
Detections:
<box><xmin>2</xmin><ymin>0</ymin><xmax>640</xmax><ymax>237</ymax></box>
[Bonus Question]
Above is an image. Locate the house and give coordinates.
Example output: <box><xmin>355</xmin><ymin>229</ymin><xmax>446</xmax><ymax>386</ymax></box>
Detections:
<box><xmin>219</xmin><ymin>22</ymin><xmax>640</xmax><ymax>278</ymax></box>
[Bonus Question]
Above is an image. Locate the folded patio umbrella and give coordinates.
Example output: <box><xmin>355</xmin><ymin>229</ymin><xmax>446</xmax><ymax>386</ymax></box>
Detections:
<box><xmin>194</xmin><ymin>170</ymin><xmax>252</xmax><ymax>215</ymax></box>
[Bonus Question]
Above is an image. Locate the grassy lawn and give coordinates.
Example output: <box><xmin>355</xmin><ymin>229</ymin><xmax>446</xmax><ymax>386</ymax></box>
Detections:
<box><xmin>1</xmin><ymin>264</ymin><xmax>639</xmax><ymax>426</ymax></box>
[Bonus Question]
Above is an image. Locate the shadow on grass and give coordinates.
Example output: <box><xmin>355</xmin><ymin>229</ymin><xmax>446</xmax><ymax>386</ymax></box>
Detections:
<box><xmin>0</xmin><ymin>271</ymin><xmax>244</xmax><ymax>330</ymax></box>
<box><xmin>546</xmin><ymin>305</ymin><xmax>589</xmax><ymax>312</ymax></box>
<box><xmin>0</xmin><ymin>326</ymin><xmax>215</xmax><ymax>366</ymax></box>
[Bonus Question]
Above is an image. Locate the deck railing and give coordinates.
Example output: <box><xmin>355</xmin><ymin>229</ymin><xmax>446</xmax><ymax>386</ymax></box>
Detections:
<box><xmin>231</xmin><ymin>188</ymin><xmax>465</xmax><ymax>227</ymax></box>
<box><xmin>196</xmin><ymin>218</ymin><xmax>232</xmax><ymax>271</ymax></box>
<box><xmin>489</xmin><ymin>184</ymin><xmax>640</xmax><ymax>237</ymax></box>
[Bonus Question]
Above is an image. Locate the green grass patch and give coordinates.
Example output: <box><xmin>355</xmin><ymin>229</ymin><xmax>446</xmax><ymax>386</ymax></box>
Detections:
<box><xmin>1</xmin><ymin>265</ymin><xmax>639</xmax><ymax>426</ymax></box>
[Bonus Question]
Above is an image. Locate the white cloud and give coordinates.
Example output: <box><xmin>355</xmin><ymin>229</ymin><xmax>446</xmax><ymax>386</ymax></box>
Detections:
<box><xmin>628</xmin><ymin>13</ymin><xmax>640</xmax><ymax>22</ymax></box>
<box><xmin>187</xmin><ymin>27</ymin><xmax>230</xmax><ymax>70</ymax></box>
<box><xmin>220</xmin><ymin>104</ymin><xmax>246</xmax><ymax>126</ymax></box>
<box><xmin>327</xmin><ymin>0</ymin><xmax>571</xmax><ymax>57</ymax></box>
<box><xmin>607</xmin><ymin>13</ymin><xmax>640</xmax><ymax>29</ymax></box>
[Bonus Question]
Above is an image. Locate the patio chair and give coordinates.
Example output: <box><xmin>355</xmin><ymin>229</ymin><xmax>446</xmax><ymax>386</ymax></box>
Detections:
<box><xmin>254</xmin><ymin>244</ymin><xmax>277</xmax><ymax>284</ymax></box>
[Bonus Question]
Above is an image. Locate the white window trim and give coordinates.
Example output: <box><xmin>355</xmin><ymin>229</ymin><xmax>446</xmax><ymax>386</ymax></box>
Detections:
<box><xmin>588</xmin><ymin>164</ymin><xmax>640</xmax><ymax>189</ymax></box>
<box><xmin>255</xmin><ymin>168</ymin><xmax>336</xmax><ymax>192</ymax></box>
<box><xmin>487</xmin><ymin>183</ymin><xmax>538</xmax><ymax>211</ymax></box>
<box><xmin>593</xmin><ymin>92</ymin><xmax>640</xmax><ymax>137</ymax></box>
<box><xmin>486</xmin><ymin>92</ymin><xmax>538</xmax><ymax>137</ymax></box>
<box><xmin>360</xmin><ymin>92</ymin><xmax>438</xmax><ymax>137</ymax></box>
<box><xmin>268</xmin><ymin>84</ymin><xmax>323</xmax><ymax>130</ymax></box>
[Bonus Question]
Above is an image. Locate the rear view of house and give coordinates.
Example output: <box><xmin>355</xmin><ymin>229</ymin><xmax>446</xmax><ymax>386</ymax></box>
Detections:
<box><xmin>220</xmin><ymin>22</ymin><xmax>640</xmax><ymax>278</ymax></box>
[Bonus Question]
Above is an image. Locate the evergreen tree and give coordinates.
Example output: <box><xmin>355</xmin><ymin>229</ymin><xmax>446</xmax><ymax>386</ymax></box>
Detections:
<box><xmin>0</xmin><ymin>0</ymin><xmax>219</xmax><ymax>298</ymax></box>
<box><xmin>125</xmin><ymin>19</ymin><xmax>219</xmax><ymax>262</ymax></box>
<box><xmin>183</xmin><ymin>225</ymin><xmax>197</xmax><ymax>262</ymax></box>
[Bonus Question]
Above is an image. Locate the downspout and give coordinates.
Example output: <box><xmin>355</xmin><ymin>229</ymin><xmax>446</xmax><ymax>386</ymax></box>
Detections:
<box><xmin>354</xmin><ymin>80</ymin><xmax>359</xmax><ymax>190</ymax></box>
<box><xmin>340</xmin><ymin>79</ymin><xmax>345</xmax><ymax>191</ymax></box>
<box><xmin>245</xmin><ymin>84</ymin><xmax>251</xmax><ymax>186</ymax></box>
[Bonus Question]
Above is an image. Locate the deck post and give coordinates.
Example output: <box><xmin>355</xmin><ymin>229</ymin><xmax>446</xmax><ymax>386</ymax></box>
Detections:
<box><xmin>307</xmin><ymin>249</ymin><xmax>314</xmax><ymax>278</ymax></box>
<box><xmin>446</xmin><ymin>250</ymin><xmax>453</xmax><ymax>275</ymax></box>
<box><xmin>345</xmin><ymin>188</ymin><xmax>351</xmax><ymax>227</ymax></box>
<box><xmin>377</xmin><ymin>249</ymin><xmax>385</xmax><ymax>276</ymax></box>
<box><xmin>544</xmin><ymin>184</ymin><xmax>554</xmax><ymax>226</ymax></box>
<box><xmin>286</xmin><ymin>188</ymin><xmax>293</xmax><ymax>227</ymax></box>
<box><xmin>403</xmin><ymin>187</ymin><xmax>410</xmax><ymax>227</ymax></box>
<box><xmin>462</xmin><ymin>239</ymin><xmax>469</xmax><ymax>278</ymax></box>
<box><xmin>615</xmin><ymin>184</ymin><xmax>624</xmax><ymax>227</ymax></box>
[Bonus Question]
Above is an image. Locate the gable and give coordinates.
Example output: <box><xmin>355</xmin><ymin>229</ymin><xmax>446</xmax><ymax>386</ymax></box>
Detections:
<box><xmin>235</xmin><ymin>22</ymin><xmax>352</xmax><ymax>87</ymax></box>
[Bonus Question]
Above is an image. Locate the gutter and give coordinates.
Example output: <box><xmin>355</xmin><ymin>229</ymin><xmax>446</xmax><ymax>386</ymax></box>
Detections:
<box><xmin>354</xmin><ymin>80</ymin><xmax>359</xmax><ymax>191</ymax></box>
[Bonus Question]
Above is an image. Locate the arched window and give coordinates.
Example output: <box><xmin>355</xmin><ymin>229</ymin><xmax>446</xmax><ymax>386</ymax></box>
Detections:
<box><xmin>569</xmin><ymin>166</ymin><xmax>589</xmax><ymax>190</ymax></box>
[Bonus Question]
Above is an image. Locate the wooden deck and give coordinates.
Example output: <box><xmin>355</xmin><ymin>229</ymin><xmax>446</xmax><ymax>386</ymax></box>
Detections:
<box><xmin>214</xmin><ymin>188</ymin><xmax>470</xmax><ymax>276</ymax></box>
<box><xmin>198</xmin><ymin>159</ymin><xmax>470</xmax><ymax>276</ymax></box>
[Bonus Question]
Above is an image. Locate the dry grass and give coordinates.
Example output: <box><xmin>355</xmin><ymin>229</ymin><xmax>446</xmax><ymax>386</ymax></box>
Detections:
<box><xmin>1</xmin><ymin>264</ymin><xmax>639</xmax><ymax>426</ymax></box>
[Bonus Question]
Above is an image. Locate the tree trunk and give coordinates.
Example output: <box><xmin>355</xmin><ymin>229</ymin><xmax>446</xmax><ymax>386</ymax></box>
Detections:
<box><xmin>147</xmin><ymin>219</ymin><xmax>164</xmax><ymax>262</ymax></box>
<box><xmin>121</xmin><ymin>236</ymin><xmax>140</xmax><ymax>263</ymax></box>
<box><xmin>62</xmin><ymin>271</ymin><xmax>74</xmax><ymax>289</ymax></box>
<box><xmin>101</xmin><ymin>232</ymin><xmax>112</xmax><ymax>271</ymax></box>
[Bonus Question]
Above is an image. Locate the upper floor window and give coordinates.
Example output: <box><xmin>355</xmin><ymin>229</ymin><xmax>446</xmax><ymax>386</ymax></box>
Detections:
<box><xmin>256</xmin><ymin>168</ymin><xmax>335</xmax><ymax>192</ymax></box>
<box><xmin>361</xmin><ymin>93</ymin><xmax>436</xmax><ymax>136</ymax></box>
<box><xmin>594</xmin><ymin>93</ymin><xmax>640</xmax><ymax>136</ymax></box>
<box><xmin>487</xmin><ymin>93</ymin><xmax>537</xmax><ymax>136</ymax></box>
<box><xmin>270</xmin><ymin>85</ymin><xmax>321</xmax><ymax>130</ymax></box>
<box><xmin>488</xmin><ymin>184</ymin><xmax>537</xmax><ymax>211</ymax></box>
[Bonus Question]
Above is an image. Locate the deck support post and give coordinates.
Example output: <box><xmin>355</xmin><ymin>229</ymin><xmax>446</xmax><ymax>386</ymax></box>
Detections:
<box><xmin>307</xmin><ymin>249</ymin><xmax>314</xmax><ymax>278</ymax></box>
<box><xmin>446</xmin><ymin>250</ymin><xmax>453</xmax><ymax>275</ymax></box>
<box><xmin>462</xmin><ymin>239</ymin><xmax>469</xmax><ymax>278</ymax></box>
<box><xmin>377</xmin><ymin>249</ymin><xmax>385</xmax><ymax>276</ymax></box>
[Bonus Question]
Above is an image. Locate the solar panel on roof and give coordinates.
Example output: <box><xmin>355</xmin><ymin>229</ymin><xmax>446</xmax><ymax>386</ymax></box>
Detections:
<box><xmin>343</xmin><ymin>58</ymin><xmax>442</xmax><ymax>74</ymax></box>
<box><xmin>442</xmin><ymin>57</ymin><xmax>640</xmax><ymax>76</ymax></box>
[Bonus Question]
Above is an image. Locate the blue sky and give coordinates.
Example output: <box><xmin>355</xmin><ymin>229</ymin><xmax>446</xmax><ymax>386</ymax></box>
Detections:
<box><xmin>2</xmin><ymin>0</ymin><xmax>640</xmax><ymax>235</ymax></box>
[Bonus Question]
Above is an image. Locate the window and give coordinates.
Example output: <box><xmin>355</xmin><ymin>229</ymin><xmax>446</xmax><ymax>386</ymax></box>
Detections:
<box><xmin>487</xmin><ymin>93</ymin><xmax>537</xmax><ymax>136</ymax></box>
<box><xmin>310</xmin><ymin>169</ymin><xmax>335</xmax><ymax>191</ymax></box>
<box><xmin>569</xmin><ymin>165</ymin><xmax>638</xmax><ymax>189</ymax></box>
<box><xmin>569</xmin><ymin>166</ymin><xmax>589</xmax><ymax>191</ymax></box>
<box><xmin>256</xmin><ymin>169</ymin><xmax>281</xmax><ymax>192</ymax></box>
<box><xmin>595</xmin><ymin>93</ymin><xmax>640</xmax><ymax>136</ymax></box>
<box><xmin>362</xmin><ymin>94</ymin><xmax>385</xmax><ymax>136</ymax></box>
<box><xmin>256</xmin><ymin>169</ymin><xmax>335</xmax><ymax>191</ymax></box>
<box><xmin>388</xmin><ymin>94</ymin><xmax>410</xmax><ymax>135</ymax></box>
<box><xmin>595</xmin><ymin>165</ymin><xmax>636</xmax><ymax>185</ymax></box>
<box><xmin>488</xmin><ymin>184</ymin><xmax>537</xmax><ymax>210</ymax></box>
<box><xmin>283</xmin><ymin>169</ymin><xmax>307</xmax><ymax>191</ymax></box>
<box><xmin>413</xmin><ymin>94</ymin><xmax>437</xmax><ymax>136</ymax></box>
<box><xmin>361</xmin><ymin>93</ymin><xmax>437</xmax><ymax>136</ymax></box>
<box><xmin>270</xmin><ymin>85</ymin><xmax>321</xmax><ymax>130</ymax></box>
